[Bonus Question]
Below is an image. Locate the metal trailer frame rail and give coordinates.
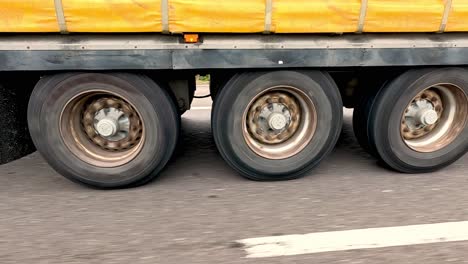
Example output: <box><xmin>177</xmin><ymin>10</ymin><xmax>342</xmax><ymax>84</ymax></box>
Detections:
<box><xmin>0</xmin><ymin>33</ymin><xmax>467</xmax><ymax>71</ymax></box>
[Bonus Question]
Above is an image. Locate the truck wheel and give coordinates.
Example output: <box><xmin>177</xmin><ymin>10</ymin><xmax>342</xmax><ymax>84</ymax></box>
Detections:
<box><xmin>212</xmin><ymin>71</ymin><xmax>342</xmax><ymax>180</ymax></box>
<box><xmin>369</xmin><ymin>68</ymin><xmax>467</xmax><ymax>173</ymax></box>
<box><xmin>28</xmin><ymin>73</ymin><xmax>179</xmax><ymax>188</ymax></box>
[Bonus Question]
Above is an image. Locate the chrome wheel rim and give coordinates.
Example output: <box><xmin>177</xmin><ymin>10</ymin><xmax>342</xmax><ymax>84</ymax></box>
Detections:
<box><xmin>401</xmin><ymin>84</ymin><xmax>467</xmax><ymax>153</ymax></box>
<box><xmin>242</xmin><ymin>86</ymin><xmax>317</xmax><ymax>159</ymax></box>
<box><xmin>60</xmin><ymin>90</ymin><xmax>145</xmax><ymax>167</ymax></box>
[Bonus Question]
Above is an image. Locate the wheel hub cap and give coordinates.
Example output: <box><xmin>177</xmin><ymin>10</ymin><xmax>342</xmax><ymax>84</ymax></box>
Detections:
<box><xmin>242</xmin><ymin>86</ymin><xmax>318</xmax><ymax>160</ymax></box>
<box><xmin>402</xmin><ymin>90</ymin><xmax>443</xmax><ymax>140</ymax></box>
<box><xmin>418</xmin><ymin>109</ymin><xmax>438</xmax><ymax>126</ymax></box>
<box><xmin>247</xmin><ymin>92</ymin><xmax>299</xmax><ymax>145</ymax></box>
<box><xmin>268</xmin><ymin>112</ymin><xmax>288</xmax><ymax>130</ymax></box>
<box><xmin>96</xmin><ymin>118</ymin><xmax>118</xmax><ymax>137</ymax></box>
<box><xmin>81</xmin><ymin>97</ymin><xmax>142</xmax><ymax>152</ymax></box>
<box><xmin>93</xmin><ymin>107</ymin><xmax>130</xmax><ymax>141</ymax></box>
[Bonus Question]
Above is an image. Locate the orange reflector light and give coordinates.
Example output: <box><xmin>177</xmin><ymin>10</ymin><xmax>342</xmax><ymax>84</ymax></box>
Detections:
<box><xmin>184</xmin><ymin>34</ymin><xmax>199</xmax><ymax>43</ymax></box>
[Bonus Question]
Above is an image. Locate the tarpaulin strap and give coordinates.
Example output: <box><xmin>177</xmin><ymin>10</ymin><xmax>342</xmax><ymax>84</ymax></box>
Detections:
<box><xmin>54</xmin><ymin>0</ymin><xmax>68</xmax><ymax>34</ymax></box>
<box><xmin>357</xmin><ymin>0</ymin><xmax>368</xmax><ymax>33</ymax></box>
<box><xmin>264</xmin><ymin>0</ymin><xmax>273</xmax><ymax>33</ymax></box>
<box><xmin>439</xmin><ymin>0</ymin><xmax>453</xmax><ymax>32</ymax></box>
<box><xmin>161</xmin><ymin>0</ymin><xmax>170</xmax><ymax>33</ymax></box>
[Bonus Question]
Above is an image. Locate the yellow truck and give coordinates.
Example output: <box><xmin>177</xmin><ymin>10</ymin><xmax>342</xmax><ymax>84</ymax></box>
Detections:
<box><xmin>0</xmin><ymin>0</ymin><xmax>466</xmax><ymax>188</ymax></box>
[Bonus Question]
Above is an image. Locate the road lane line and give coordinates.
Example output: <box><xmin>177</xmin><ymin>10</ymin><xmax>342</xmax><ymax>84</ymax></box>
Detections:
<box><xmin>238</xmin><ymin>221</ymin><xmax>468</xmax><ymax>258</ymax></box>
<box><xmin>190</xmin><ymin>106</ymin><xmax>212</xmax><ymax>110</ymax></box>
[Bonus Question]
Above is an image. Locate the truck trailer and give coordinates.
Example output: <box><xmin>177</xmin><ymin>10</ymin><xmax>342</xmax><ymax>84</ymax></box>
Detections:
<box><xmin>0</xmin><ymin>0</ymin><xmax>466</xmax><ymax>188</ymax></box>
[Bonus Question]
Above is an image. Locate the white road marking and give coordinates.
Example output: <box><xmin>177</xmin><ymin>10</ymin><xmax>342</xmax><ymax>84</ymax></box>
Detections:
<box><xmin>190</xmin><ymin>106</ymin><xmax>212</xmax><ymax>110</ymax></box>
<box><xmin>238</xmin><ymin>221</ymin><xmax>468</xmax><ymax>258</ymax></box>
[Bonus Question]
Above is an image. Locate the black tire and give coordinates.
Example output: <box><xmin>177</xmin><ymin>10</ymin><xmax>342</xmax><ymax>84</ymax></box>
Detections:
<box><xmin>28</xmin><ymin>73</ymin><xmax>179</xmax><ymax>188</ymax></box>
<box><xmin>352</xmin><ymin>82</ymin><xmax>387</xmax><ymax>158</ymax></box>
<box><xmin>210</xmin><ymin>71</ymin><xmax>235</xmax><ymax>100</ymax></box>
<box><xmin>212</xmin><ymin>71</ymin><xmax>343</xmax><ymax>181</ymax></box>
<box><xmin>369</xmin><ymin>68</ymin><xmax>468</xmax><ymax>173</ymax></box>
<box><xmin>0</xmin><ymin>74</ymin><xmax>37</xmax><ymax>164</ymax></box>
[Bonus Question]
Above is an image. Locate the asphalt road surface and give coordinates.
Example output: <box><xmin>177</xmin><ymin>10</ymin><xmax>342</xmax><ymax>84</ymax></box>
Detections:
<box><xmin>1</xmin><ymin>85</ymin><xmax>467</xmax><ymax>264</ymax></box>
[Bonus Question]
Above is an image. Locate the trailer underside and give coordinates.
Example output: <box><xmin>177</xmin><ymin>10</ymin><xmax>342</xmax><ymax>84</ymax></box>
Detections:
<box><xmin>1</xmin><ymin>33</ymin><xmax>468</xmax><ymax>71</ymax></box>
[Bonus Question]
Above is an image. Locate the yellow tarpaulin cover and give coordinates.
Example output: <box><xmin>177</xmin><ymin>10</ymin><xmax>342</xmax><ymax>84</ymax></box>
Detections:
<box><xmin>447</xmin><ymin>1</ymin><xmax>468</xmax><ymax>32</ymax></box>
<box><xmin>365</xmin><ymin>0</ymin><xmax>445</xmax><ymax>32</ymax></box>
<box><xmin>169</xmin><ymin>0</ymin><xmax>265</xmax><ymax>33</ymax></box>
<box><xmin>273</xmin><ymin>0</ymin><xmax>361</xmax><ymax>33</ymax></box>
<box><xmin>0</xmin><ymin>1</ymin><xmax>58</xmax><ymax>32</ymax></box>
<box><xmin>63</xmin><ymin>0</ymin><xmax>163</xmax><ymax>32</ymax></box>
<box><xmin>0</xmin><ymin>0</ymin><xmax>466</xmax><ymax>33</ymax></box>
